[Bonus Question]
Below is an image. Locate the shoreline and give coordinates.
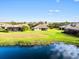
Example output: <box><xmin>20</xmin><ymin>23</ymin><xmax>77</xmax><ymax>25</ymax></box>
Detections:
<box><xmin>0</xmin><ymin>41</ymin><xmax>79</xmax><ymax>47</ymax></box>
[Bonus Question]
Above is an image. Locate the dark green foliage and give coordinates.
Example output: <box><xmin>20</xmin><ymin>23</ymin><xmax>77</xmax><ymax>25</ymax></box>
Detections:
<box><xmin>28</xmin><ymin>22</ymin><xmax>37</xmax><ymax>29</ymax></box>
<box><xmin>47</xmin><ymin>23</ymin><xmax>54</xmax><ymax>29</ymax></box>
<box><xmin>8</xmin><ymin>21</ymin><xmax>27</xmax><ymax>25</ymax></box>
<box><xmin>10</xmin><ymin>21</ymin><xmax>17</xmax><ymax>25</ymax></box>
<box><xmin>0</xmin><ymin>28</ymin><xmax>9</xmax><ymax>32</ymax></box>
<box><xmin>48</xmin><ymin>23</ymin><xmax>60</xmax><ymax>29</ymax></box>
<box><xmin>48</xmin><ymin>22</ymin><xmax>70</xmax><ymax>29</ymax></box>
<box><xmin>22</xmin><ymin>25</ymin><xmax>30</xmax><ymax>31</ymax></box>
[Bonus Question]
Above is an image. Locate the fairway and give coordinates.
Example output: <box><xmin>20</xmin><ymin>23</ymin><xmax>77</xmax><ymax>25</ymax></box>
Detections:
<box><xmin>0</xmin><ymin>29</ymin><xmax>79</xmax><ymax>46</ymax></box>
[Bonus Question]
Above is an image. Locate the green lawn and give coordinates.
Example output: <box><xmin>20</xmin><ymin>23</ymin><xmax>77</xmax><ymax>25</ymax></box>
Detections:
<box><xmin>0</xmin><ymin>29</ymin><xmax>79</xmax><ymax>46</ymax></box>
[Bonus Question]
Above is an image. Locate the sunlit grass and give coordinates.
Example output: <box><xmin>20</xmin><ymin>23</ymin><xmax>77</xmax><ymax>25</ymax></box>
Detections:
<box><xmin>0</xmin><ymin>29</ymin><xmax>79</xmax><ymax>46</ymax></box>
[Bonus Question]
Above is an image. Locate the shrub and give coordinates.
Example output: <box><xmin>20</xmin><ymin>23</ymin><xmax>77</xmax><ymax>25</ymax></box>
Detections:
<box><xmin>76</xmin><ymin>33</ymin><xmax>79</xmax><ymax>37</ymax></box>
<box><xmin>22</xmin><ymin>24</ymin><xmax>30</xmax><ymax>31</ymax></box>
<box><xmin>0</xmin><ymin>28</ymin><xmax>8</xmax><ymax>32</ymax></box>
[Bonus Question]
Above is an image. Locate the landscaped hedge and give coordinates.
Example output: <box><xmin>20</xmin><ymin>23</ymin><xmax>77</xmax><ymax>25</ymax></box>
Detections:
<box><xmin>0</xmin><ymin>28</ymin><xmax>8</xmax><ymax>32</ymax></box>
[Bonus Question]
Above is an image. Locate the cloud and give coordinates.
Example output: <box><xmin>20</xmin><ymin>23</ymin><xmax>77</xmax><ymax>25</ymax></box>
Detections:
<box><xmin>48</xmin><ymin>9</ymin><xmax>61</xmax><ymax>16</ymax></box>
<box><xmin>74</xmin><ymin>0</ymin><xmax>79</xmax><ymax>2</ymax></box>
<box><xmin>48</xmin><ymin>9</ymin><xmax>60</xmax><ymax>13</ymax></box>
<box><xmin>55</xmin><ymin>10</ymin><xmax>61</xmax><ymax>12</ymax></box>
<box><xmin>56</xmin><ymin>0</ymin><xmax>60</xmax><ymax>2</ymax></box>
<box><xmin>48</xmin><ymin>10</ymin><xmax>54</xmax><ymax>13</ymax></box>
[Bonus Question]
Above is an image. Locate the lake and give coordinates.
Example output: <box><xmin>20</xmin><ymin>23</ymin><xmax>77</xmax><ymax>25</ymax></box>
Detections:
<box><xmin>0</xmin><ymin>42</ymin><xmax>79</xmax><ymax>59</ymax></box>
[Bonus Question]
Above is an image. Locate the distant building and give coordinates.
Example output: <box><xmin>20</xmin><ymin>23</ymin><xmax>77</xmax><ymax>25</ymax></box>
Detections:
<box><xmin>0</xmin><ymin>24</ymin><xmax>23</xmax><ymax>32</ymax></box>
<box><xmin>33</xmin><ymin>24</ymin><xmax>48</xmax><ymax>31</ymax></box>
<box><xmin>59</xmin><ymin>25</ymin><xmax>67</xmax><ymax>30</ymax></box>
<box><xmin>5</xmin><ymin>25</ymin><xmax>23</xmax><ymax>31</ymax></box>
<box><xmin>60</xmin><ymin>23</ymin><xmax>79</xmax><ymax>34</ymax></box>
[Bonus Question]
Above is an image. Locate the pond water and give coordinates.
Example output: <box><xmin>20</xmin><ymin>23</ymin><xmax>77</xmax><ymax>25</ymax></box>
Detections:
<box><xmin>0</xmin><ymin>43</ymin><xmax>79</xmax><ymax>59</ymax></box>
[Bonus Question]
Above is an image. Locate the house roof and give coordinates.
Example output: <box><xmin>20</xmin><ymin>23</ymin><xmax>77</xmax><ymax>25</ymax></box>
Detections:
<box><xmin>34</xmin><ymin>24</ymin><xmax>48</xmax><ymax>29</ymax></box>
<box><xmin>0</xmin><ymin>24</ymin><xmax>23</xmax><ymax>29</ymax></box>
<box><xmin>65</xmin><ymin>23</ymin><xmax>79</xmax><ymax>31</ymax></box>
<box><xmin>59</xmin><ymin>25</ymin><xmax>66</xmax><ymax>28</ymax></box>
<box><xmin>59</xmin><ymin>23</ymin><xmax>79</xmax><ymax>31</ymax></box>
<box><xmin>65</xmin><ymin>27</ymin><xmax>79</xmax><ymax>31</ymax></box>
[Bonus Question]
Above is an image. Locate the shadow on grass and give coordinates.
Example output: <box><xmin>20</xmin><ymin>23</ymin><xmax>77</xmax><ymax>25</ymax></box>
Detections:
<box><xmin>62</xmin><ymin>32</ymin><xmax>79</xmax><ymax>38</ymax></box>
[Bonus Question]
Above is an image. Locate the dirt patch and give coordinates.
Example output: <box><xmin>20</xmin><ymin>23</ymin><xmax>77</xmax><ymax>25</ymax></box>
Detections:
<box><xmin>0</xmin><ymin>33</ymin><xmax>48</xmax><ymax>38</ymax></box>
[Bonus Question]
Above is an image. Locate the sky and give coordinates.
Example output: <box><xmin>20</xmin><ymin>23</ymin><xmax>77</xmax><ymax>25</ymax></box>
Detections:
<box><xmin>0</xmin><ymin>0</ymin><xmax>79</xmax><ymax>22</ymax></box>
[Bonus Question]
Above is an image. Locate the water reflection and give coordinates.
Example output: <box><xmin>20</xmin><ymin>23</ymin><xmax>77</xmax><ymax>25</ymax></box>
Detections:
<box><xmin>49</xmin><ymin>42</ymin><xmax>79</xmax><ymax>59</ymax></box>
<box><xmin>0</xmin><ymin>43</ymin><xmax>79</xmax><ymax>59</ymax></box>
<box><xmin>0</xmin><ymin>46</ymin><xmax>50</xmax><ymax>59</ymax></box>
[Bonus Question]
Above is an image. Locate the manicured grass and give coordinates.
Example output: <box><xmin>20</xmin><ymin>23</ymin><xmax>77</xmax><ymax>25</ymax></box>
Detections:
<box><xmin>0</xmin><ymin>29</ymin><xmax>79</xmax><ymax>46</ymax></box>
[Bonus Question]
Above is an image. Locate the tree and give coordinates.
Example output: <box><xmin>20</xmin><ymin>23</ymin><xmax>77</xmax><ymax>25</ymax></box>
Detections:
<box><xmin>22</xmin><ymin>24</ymin><xmax>30</xmax><ymax>31</ymax></box>
<box><xmin>48</xmin><ymin>22</ymin><xmax>70</xmax><ymax>29</ymax></box>
<box><xmin>28</xmin><ymin>22</ymin><xmax>37</xmax><ymax>29</ymax></box>
<box><xmin>10</xmin><ymin>21</ymin><xmax>17</xmax><ymax>25</ymax></box>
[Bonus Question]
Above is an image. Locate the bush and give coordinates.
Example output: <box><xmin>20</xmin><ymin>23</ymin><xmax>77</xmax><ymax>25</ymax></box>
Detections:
<box><xmin>76</xmin><ymin>33</ymin><xmax>79</xmax><ymax>36</ymax></box>
<box><xmin>22</xmin><ymin>24</ymin><xmax>30</xmax><ymax>31</ymax></box>
<box><xmin>0</xmin><ymin>28</ymin><xmax>9</xmax><ymax>32</ymax></box>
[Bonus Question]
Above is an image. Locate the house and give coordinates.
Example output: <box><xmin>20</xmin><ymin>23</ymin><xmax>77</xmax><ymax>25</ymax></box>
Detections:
<box><xmin>5</xmin><ymin>25</ymin><xmax>23</xmax><ymax>31</ymax></box>
<box><xmin>33</xmin><ymin>24</ymin><xmax>48</xmax><ymax>31</ymax></box>
<box><xmin>62</xmin><ymin>23</ymin><xmax>79</xmax><ymax>34</ymax></box>
<box><xmin>0</xmin><ymin>24</ymin><xmax>23</xmax><ymax>32</ymax></box>
<box><xmin>59</xmin><ymin>25</ymin><xmax>67</xmax><ymax>30</ymax></box>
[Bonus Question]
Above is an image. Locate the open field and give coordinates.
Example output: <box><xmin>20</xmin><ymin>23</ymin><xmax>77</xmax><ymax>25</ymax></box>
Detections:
<box><xmin>0</xmin><ymin>29</ymin><xmax>79</xmax><ymax>46</ymax></box>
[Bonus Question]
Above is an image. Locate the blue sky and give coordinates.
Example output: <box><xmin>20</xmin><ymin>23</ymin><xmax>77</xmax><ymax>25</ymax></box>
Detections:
<box><xmin>0</xmin><ymin>0</ymin><xmax>79</xmax><ymax>22</ymax></box>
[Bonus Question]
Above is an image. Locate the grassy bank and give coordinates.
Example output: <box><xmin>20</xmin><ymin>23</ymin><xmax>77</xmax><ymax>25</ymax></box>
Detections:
<box><xmin>0</xmin><ymin>29</ymin><xmax>79</xmax><ymax>46</ymax></box>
